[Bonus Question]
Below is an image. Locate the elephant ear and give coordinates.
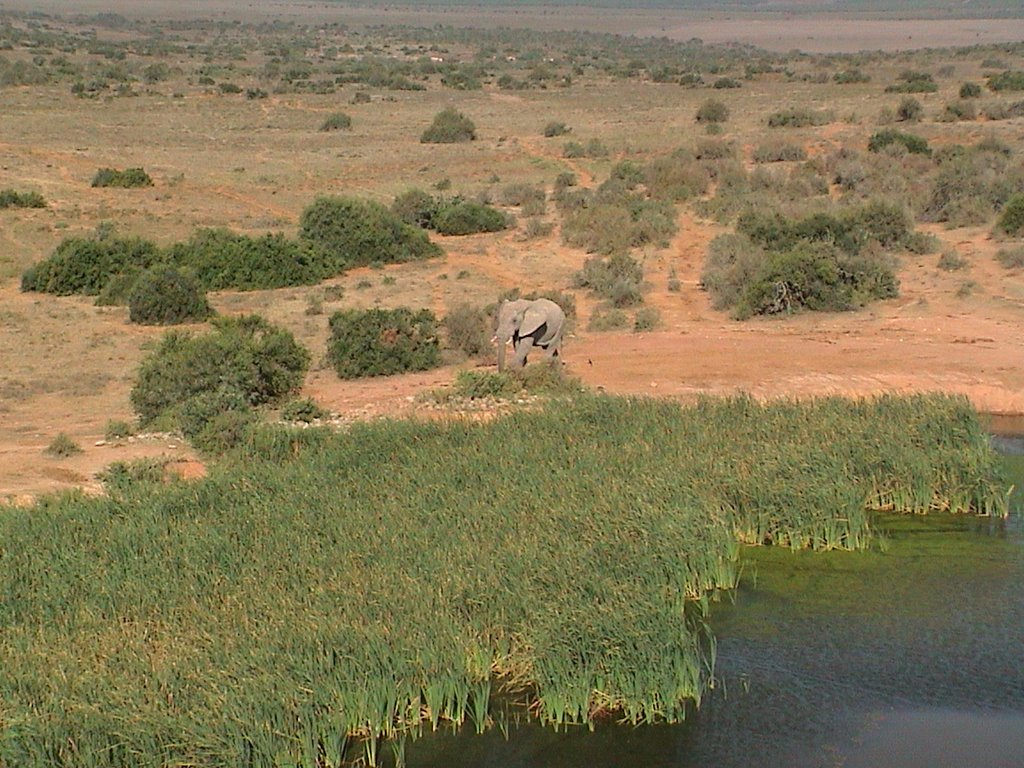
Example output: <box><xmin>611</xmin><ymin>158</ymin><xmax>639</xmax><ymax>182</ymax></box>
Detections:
<box><xmin>518</xmin><ymin>305</ymin><xmax>549</xmax><ymax>337</ymax></box>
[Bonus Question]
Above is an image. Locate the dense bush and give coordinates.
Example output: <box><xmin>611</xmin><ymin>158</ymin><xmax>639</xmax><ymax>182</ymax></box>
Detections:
<box><xmin>420</xmin><ymin>107</ymin><xmax>476</xmax><ymax>143</ymax></box>
<box><xmin>167</xmin><ymin>228</ymin><xmax>324</xmax><ymax>290</ymax></box>
<box><xmin>319</xmin><ymin>112</ymin><xmax>352</xmax><ymax>131</ymax></box>
<box><xmin>896</xmin><ymin>97</ymin><xmax>923</xmax><ymax>122</ymax></box>
<box><xmin>327</xmin><ymin>307</ymin><xmax>440</xmax><ymax>379</ymax></box>
<box><xmin>128</xmin><ymin>266</ymin><xmax>213</xmax><ymax>325</ymax></box>
<box><xmin>299</xmin><ymin>196</ymin><xmax>442</xmax><ymax>268</ymax></box>
<box><xmin>543</xmin><ymin>121</ymin><xmax>571</xmax><ymax>137</ymax></box>
<box><xmin>21</xmin><ymin>235</ymin><xmax>161</xmax><ymax>296</ymax></box>
<box><xmin>573</xmin><ymin>252</ymin><xmax>645</xmax><ymax>306</ymax></box>
<box><xmin>91</xmin><ymin>167</ymin><xmax>153</xmax><ymax>188</ymax></box>
<box><xmin>130</xmin><ymin>315</ymin><xmax>310</xmax><ymax>438</ymax></box>
<box><xmin>959</xmin><ymin>81</ymin><xmax>982</xmax><ymax>98</ymax></box>
<box><xmin>920</xmin><ymin>146</ymin><xmax>1021</xmax><ymax>226</ymax></box>
<box><xmin>432</xmin><ymin>201</ymin><xmax>510</xmax><ymax>235</ymax></box>
<box><xmin>868</xmin><ymin>129</ymin><xmax>931</xmax><ymax>156</ymax></box>
<box><xmin>997</xmin><ymin>194</ymin><xmax>1024</xmax><ymax>236</ymax></box>
<box><xmin>0</xmin><ymin>189</ymin><xmax>46</xmax><ymax>208</ymax></box>
<box><xmin>643</xmin><ymin>153</ymin><xmax>711</xmax><ymax>201</ymax></box>
<box><xmin>695</xmin><ymin>98</ymin><xmax>729</xmax><ymax>123</ymax></box>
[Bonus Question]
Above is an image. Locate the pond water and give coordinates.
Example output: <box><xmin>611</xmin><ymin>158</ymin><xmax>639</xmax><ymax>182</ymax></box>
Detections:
<box><xmin>404</xmin><ymin>453</ymin><xmax>1024</xmax><ymax>768</ymax></box>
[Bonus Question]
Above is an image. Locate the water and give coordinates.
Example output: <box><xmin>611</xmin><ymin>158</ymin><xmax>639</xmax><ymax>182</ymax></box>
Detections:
<box><xmin>404</xmin><ymin>454</ymin><xmax>1024</xmax><ymax>768</ymax></box>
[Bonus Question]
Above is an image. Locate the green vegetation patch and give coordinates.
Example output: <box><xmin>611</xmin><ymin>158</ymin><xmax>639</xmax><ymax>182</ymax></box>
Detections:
<box><xmin>127</xmin><ymin>265</ymin><xmax>213</xmax><ymax>326</ymax></box>
<box><xmin>91</xmin><ymin>167</ymin><xmax>154</xmax><ymax>188</ymax></box>
<box><xmin>868</xmin><ymin>128</ymin><xmax>931</xmax><ymax>156</ymax></box>
<box><xmin>0</xmin><ymin>394</ymin><xmax>1006</xmax><ymax>765</ymax></box>
<box><xmin>0</xmin><ymin>189</ymin><xmax>46</xmax><ymax>209</ymax></box>
<box><xmin>327</xmin><ymin>307</ymin><xmax>440</xmax><ymax>379</ymax></box>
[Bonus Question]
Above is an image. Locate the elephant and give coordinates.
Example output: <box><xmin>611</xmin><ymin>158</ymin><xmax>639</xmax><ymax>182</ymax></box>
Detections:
<box><xmin>493</xmin><ymin>298</ymin><xmax>566</xmax><ymax>372</ymax></box>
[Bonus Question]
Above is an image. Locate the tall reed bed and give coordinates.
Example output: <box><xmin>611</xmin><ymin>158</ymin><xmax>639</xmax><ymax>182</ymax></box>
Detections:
<box><xmin>0</xmin><ymin>394</ymin><xmax>1007</xmax><ymax>766</ymax></box>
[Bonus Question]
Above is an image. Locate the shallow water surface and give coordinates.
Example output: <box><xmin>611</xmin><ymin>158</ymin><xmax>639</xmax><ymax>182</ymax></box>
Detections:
<box><xmin>405</xmin><ymin>457</ymin><xmax>1024</xmax><ymax>768</ymax></box>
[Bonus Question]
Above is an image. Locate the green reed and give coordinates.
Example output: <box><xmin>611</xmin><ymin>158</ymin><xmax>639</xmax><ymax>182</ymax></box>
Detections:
<box><xmin>0</xmin><ymin>394</ymin><xmax>1007</xmax><ymax>766</ymax></box>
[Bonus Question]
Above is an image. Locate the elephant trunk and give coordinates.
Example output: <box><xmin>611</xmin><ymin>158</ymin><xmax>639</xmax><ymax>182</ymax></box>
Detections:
<box><xmin>496</xmin><ymin>336</ymin><xmax>507</xmax><ymax>372</ymax></box>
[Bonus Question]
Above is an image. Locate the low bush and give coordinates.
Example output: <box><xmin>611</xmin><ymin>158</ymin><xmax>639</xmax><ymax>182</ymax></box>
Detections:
<box><xmin>937</xmin><ymin>250</ymin><xmax>969</xmax><ymax>271</ymax></box>
<box><xmin>319</xmin><ymin>112</ymin><xmax>352</xmax><ymax>131</ymax></box>
<box><xmin>299</xmin><ymin>196</ymin><xmax>442</xmax><ymax>268</ymax></box>
<box><xmin>327</xmin><ymin>307</ymin><xmax>440</xmax><ymax>379</ymax></box>
<box><xmin>834</xmin><ymin>69</ymin><xmax>870</xmax><ymax>84</ymax></box>
<box><xmin>0</xmin><ymin>189</ymin><xmax>46</xmax><ymax>208</ymax></box>
<box><xmin>574</xmin><ymin>252</ymin><xmax>645</xmax><ymax>307</ymax></box>
<box><xmin>868</xmin><ymin>129</ymin><xmax>931</xmax><ymax>156</ymax></box>
<box><xmin>644</xmin><ymin>153</ymin><xmax>711</xmax><ymax>201</ymax></box>
<box><xmin>45</xmin><ymin>433</ymin><xmax>82</xmax><ymax>458</ymax></box>
<box><xmin>21</xmin><ymin>235</ymin><xmax>162</xmax><ymax>296</ymax></box>
<box><xmin>987</xmin><ymin>70</ymin><xmax>1024</xmax><ymax>92</ymax></box>
<box><xmin>896</xmin><ymin>97</ymin><xmax>923</xmax><ymax>122</ymax></box>
<box><xmin>752</xmin><ymin>140</ymin><xmax>808</xmax><ymax>163</ymax></box>
<box><xmin>695</xmin><ymin>139</ymin><xmax>736</xmax><ymax>160</ymax></box>
<box><xmin>130</xmin><ymin>314</ymin><xmax>309</xmax><ymax>432</ymax></box>
<box><xmin>995</xmin><ymin>246</ymin><xmax>1024</xmax><ymax>269</ymax></box>
<box><xmin>432</xmin><ymin>201</ymin><xmax>509</xmax><ymax>235</ymax></box>
<box><xmin>128</xmin><ymin>266</ymin><xmax>213</xmax><ymax>325</ymax></box>
<box><xmin>104</xmin><ymin>420</ymin><xmax>133</xmax><ymax>440</ymax></box>
<box><xmin>443</xmin><ymin>303</ymin><xmax>491</xmax><ymax>358</ymax></box>
<box><xmin>280</xmin><ymin>397</ymin><xmax>329</xmax><ymax>423</ymax></box>
<box><xmin>543</xmin><ymin>121</ymin><xmax>570</xmax><ymax>137</ymax></box>
<box><xmin>767</xmin><ymin>108</ymin><xmax>831</xmax><ymax>128</ymax></box>
<box><xmin>587</xmin><ymin>308</ymin><xmax>629</xmax><ymax>331</ymax></box>
<box><xmin>997</xmin><ymin>193</ymin><xmax>1024</xmax><ymax>236</ymax></box>
<box><xmin>885</xmin><ymin>71</ymin><xmax>937</xmax><ymax>93</ymax></box>
<box><xmin>712</xmin><ymin>76</ymin><xmax>741</xmax><ymax>89</ymax></box>
<box><xmin>695</xmin><ymin>98</ymin><xmax>729</xmax><ymax>123</ymax></box>
<box><xmin>420</xmin><ymin>107</ymin><xmax>476</xmax><ymax>143</ymax></box>
<box><xmin>448</xmin><ymin>369</ymin><xmax>522</xmax><ymax>399</ymax></box>
<box><xmin>959</xmin><ymin>81</ymin><xmax>982</xmax><ymax>98</ymax></box>
<box><xmin>167</xmin><ymin>228</ymin><xmax>324</xmax><ymax>290</ymax></box>
<box><xmin>91</xmin><ymin>167</ymin><xmax>153</xmax><ymax>188</ymax></box>
<box><xmin>633</xmin><ymin>306</ymin><xmax>661</xmax><ymax>332</ymax></box>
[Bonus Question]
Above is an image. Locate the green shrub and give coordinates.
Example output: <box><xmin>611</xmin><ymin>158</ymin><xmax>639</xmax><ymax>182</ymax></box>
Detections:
<box><xmin>896</xmin><ymin>97</ymin><xmax>923</xmax><ymax>122</ymax></box>
<box><xmin>959</xmin><ymin>81</ymin><xmax>982</xmax><ymax>98</ymax></box>
<box><xmin>752</xmin><ymin>140</ymin><xmax>808</xmax><ymax>163</ymax></box>
<box><xmin>91</xmin><ymin>167</ymin><xmax>153</xmax><ymax>188</ymax></box>
<box><xmin>574</xmin><ymin>252</ymin><xmax>644</xmax><ymax>306</ymax></box>
<box><xmin>997</xmin><ymin>193</ymin><xmax>1024</xmax><ymax>236</ymax></box>
<box><xmin>0</xmin><ymin>189</ymin><xmax>46</xmax><ymax>208</ymax></box>
<box><xmin>128</xmin><ymin>266</ymin><xmax>213</xmax><ymax>326</ymax></box>
<box><xmin>885</xmin><ymin>71</ymin><xmax>937</xmax><ymax>93</ymax></box>
<box><xmin>449</xmin><ymin>369</ymin><xmax>521</xmax><ymax>399</ymax></box>
<box><xmin>643</xmin><ymin>154</ymin><xmax>711</xmax><ymax>201</ymax></box>
<box><xmin>327</xmin><ymin>307</ymin><xmax>440</xmax><ymax>379</ymax></box>
<box><xmin>130</xmin><ymin>314</ymin><xmax>310</xmax><ymax>428</ymax></box>
<box><xmin>432</xmin><ymin>201</ymin><xmax>509</xmax><ymax>235</ymax></box>
<box><xmin>443</xmin><ymin>303</ymin><xmax>491</xmax><ymax>358</ymax></box>
<box><xmin>987</xmin><ymin>70</ymin><xmax>1024</xmax><ymax>92</ymax></box>
<box><xmin>633</xmin><ymin>306</ymin><xmax>661</xmax><ymax>332</ymax></box>
<box><xmin>695</xmin><ymin>98</ymin><xmax>729</xmax><ymax>123</ymax></box>
<box><xmin>21</xmin><ymin>235</ymin><xmax>162</xmax><ymax>296</ymax></box>
<box><xmin>93</xmin><ymin>266</ymin><xmax>143</xmax><ymax>306</ymax></box>
<box><xmin>44</xmin><ymin>433</ymin><xmax>81</xmax><ymax>458</ymax></box>
<box><xmin>167</xmin><ymin>228</ymin><xmax>323</xmax><ymax>290</ymax></box>
<box><xmin>695</xmin><ymin>139</ymin><xmax>736</xmax><ymax>160</ymax></box>
<box><xmin>96</xmin><ymin>457</ymin><xmax>167</xmax><ymax>492</ymax></box>
<box><xmin>543</xmin><ymin>121</ymin><xmax>570</xmax><ymax>137</ymax></box>
<box><xmin>833</xmin><ymin>69</ymin><xmax>870</xmax><ymax>84</ymax></box>
<box><xmin>767</xmin><ymin>108</ymin><xmax>831</xmax><ymax>128</ymax></box>
<box><xmin>104</xmin><ymin>419</ymin><xmax>134</xmax><ymax>440</ymax></box>
<box><xmin>500</xmin><ymin>183</ymin><xmax>546</xmax><ymax>208</ymax></box>
<box><xmin>587</xmin><ymin>308</ymin><xmax>629</xmax><ymax>331</ymax></box>
<box><xmin>191</xmin><ymin>408</ymin><xmax>258</xmax><ymax>454</ymax></box>
<box><xmin>280</xmin><ymin>397</ymin><xmax>329</xmax><ymax>423</ymax></box>
<box><xmin>420</xmin><ymin>107</ymin><xmax>476</xmax><ymax>143</ymax></box>
<box><xmin>299</xmin><ymin>196</ymin><xmax>442</xmax><ymax>268</ymax></box>
<box><xmin>319</xmin><ymin>112</ymin><xmax>352</xmax><ymax>131</ymax></box>
<box><xmin>712</xmin><ymin>76</ymin><xmax>741</xmax><ymax>89</ymax></box>
<box><xmin>995</xmin><ymin>246</ymin><xmax>1024</xmax><ymax>269</ymax></box>
<box><xmin>868</xmin><ymin>129</ymin><xmax>931</xmax><ymax>156</ymax></box>
<box><xmin>391</xmin><ymin>188</ymin><xmax>442</xmax><ymax>229</ymax></box>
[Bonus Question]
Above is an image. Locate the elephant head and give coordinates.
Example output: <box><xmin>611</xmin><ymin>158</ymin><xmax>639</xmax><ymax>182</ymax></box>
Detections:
<box><xmin>494</xmin><ymin>297</ymin><xmax>566</xmax><ymax>372</ymax></box>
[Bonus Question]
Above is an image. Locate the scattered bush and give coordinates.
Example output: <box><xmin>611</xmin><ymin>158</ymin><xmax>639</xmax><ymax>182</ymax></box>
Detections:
<box><xmin>997</xmin><ymin>193</ymin><xmax>1024</xmax><ymax>236</ymax></box>
<box><xmin>448</xmin><ymin>369</ymin><xmax>521</xmax><ymax>400</ymax></box>
<box><xmin>834</xmin><ymin>69</ymin><xmax>870</xmax><ymax>84</ymax></box>
<box><xmin>959</xmin><ymin>81</ymin><xmax>982</xmax><ymax>98</ymax></box>
<box><xmin>91</xmin><ymin>167</ymin><xmax>153</xmax><ymax>188</ymax></box>
<box><xmin>633</xmin><ymin>306</ymin><xmax>661</xmax><ymax>332</ymax></box>
<box><xmin>937</xmin><ymin>250</ymin><xmax>969</xmax><ymax>271</ymax></box>
<box><xmin>280</xmin><ymin>397</ymin><xmax>329</xmax><ymax>423</ymax></box>
<box><xmin>752</xmin><ymin>140</ymin><xmax>808</xmax><ymax>163</ymax></box>
<box><xmin>543</xmin><ymin>121</ymin><xmax>571</xmax><ymax>137</ymax></box>
<box><xmin>442</xmin><ymin>303</ymin><xmax>491</xmax><ymax>358</ymax></box>
<box><xmin>327</xmin><ymin>307</ymin><xmax>440</xmax><ymax>379</ymax></box>
<box><xmin>937</xmin><ymin>100</ymin><xmax>977</xmax><ymax>122</ymax></box>
<box><xmin>128</xmin><ymin>266</ymin><xmax>213</xmax><ymax>325</ymax></box>
<box><xmin>104</xmin><ymin>419</ymin><xmax>133</xmax><ymax>440</ymax></box>
<box><xmin>0</xmin><ymin>189</ymin><xmax>46</xmax><ymax>208</ymax></box>
<box><xmin>995</xmin><ymin>246</ymin><xmax>1024</xmax><ymax>269</ymax></box>
<box><xmin>987</xmin><ymin>70</ymin><xmax>1024</xmax><ymax>92</ymax></box>
<box><xmin>420</xmin><ymin>107</ymin><xmax>476</xmax><ymax>143</ymax></box>
<box><xmin>319</xmin><ymin>112</ymin><xmax>352</xmax><ymax>131</ymax></box>
<box><xmin>767</xmin><ymin>108</ymin><xmax>831</xmax><ymax>128</ymax></box>
<box><xmin>45</xmin><ymin>433</ymin><xmax>82</xmax><ymax>458</ymax></box>
<box><xmin>299</xmin><ymin>196</ymin><xmax>442</xmax><ymax>268</ymax></box>
<box><xmin>712</xmin><ymin>77</ymin><xmax>741</xmax><ymax>89</ymax></box>
<box><xmin>695</xmin><ymin>98</ymin><xmax>729</xmax><ymax>123</ymax></box>
<box><xmin>587</xmin><ymin>308</ymin><xmax>629</xmax><ymax>331</ymax></box>
<box><xmin>896</xmin><ymin>97</ymin><xmax>923</xmax><ymax>122</ymax></box>
<box><xmin>867</xmin><ymin>129</ymin><xmax>931</xmax><ymax>156</ymax></box>
<box><xmin>695</xmin><ymin>139</ymin><xmax>736</xmax><ymax>160</ymax></box>
<box><xmin>97</xmin><ymin>457</ymin><xmax>167</xmax><ymax>492</ymax></box>
<box><xmin>574</xmin><ymin>252</ymin><xmax>645</xmax><ymax>306</ymax></box>
<box><xmin>885</xmin><ymin>71</ymin><xmax>937</xmax><ymax>93</ymax></box>
<box><xmin>500</xmin><ymin>183</ymin><xmax>546</xmax><ymax>208</ymax></box>
<box><xmin>130</xmin><ymin>315</ymin><xmax>310</xmax><ymax>432</ymax></box>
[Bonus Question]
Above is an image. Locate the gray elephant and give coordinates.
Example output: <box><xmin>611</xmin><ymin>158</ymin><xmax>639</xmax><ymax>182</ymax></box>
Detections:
<box><xmin>493</xmin><ymin>298</ymin><xmax>566</xmax><ymax>371</ymax></box>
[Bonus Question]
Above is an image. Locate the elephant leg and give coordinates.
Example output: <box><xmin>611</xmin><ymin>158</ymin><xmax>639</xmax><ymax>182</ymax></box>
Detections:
<box><xmin>513</xmin><ymin>340</ymin><xmax>532</xmax><ymax>368</ymax></box>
